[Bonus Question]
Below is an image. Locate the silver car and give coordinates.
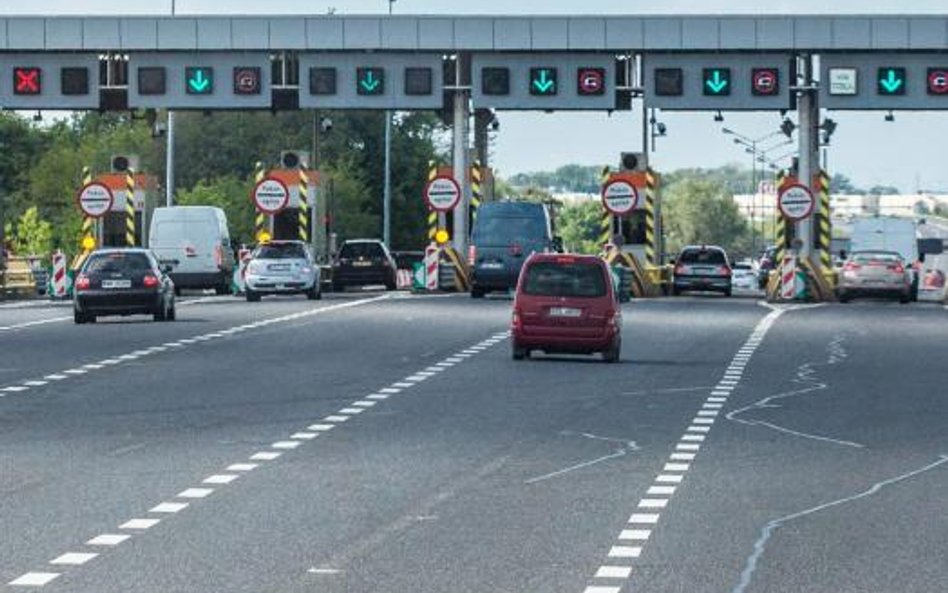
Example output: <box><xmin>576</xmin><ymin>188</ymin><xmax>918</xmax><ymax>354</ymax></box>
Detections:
<box><xmin>245</xmin><ymin>241</ymin><xmax>321</xmax><ymax>302</ymax></box>
<box><xmin>836</xmin><ymin>250</ymin><xmax>911</xmax><ymax>304</ymax></box>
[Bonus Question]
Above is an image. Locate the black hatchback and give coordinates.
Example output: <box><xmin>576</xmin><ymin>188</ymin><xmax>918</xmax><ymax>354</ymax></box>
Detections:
<box><xmin>331</xmin><ymin>239</ymin><xmax>397</xmax><ymax>291</ymax></box>
<box><xmin>73</xmin><ymin>249</ymin><xmax>176</xmax><ymax>324</ymax></box>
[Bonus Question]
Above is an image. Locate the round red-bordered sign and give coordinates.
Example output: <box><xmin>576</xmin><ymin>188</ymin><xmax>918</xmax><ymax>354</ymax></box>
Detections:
<box><xmin>601</xmin><ymin>179</ymin><xmax>640</xmax><ymax>215</ymax></box>
<box><xmin>424</xmin><ymin>175</ymin><xmax>462</xmax><ymax>212</ymax></box>
<box><xmin>777</xmin><ymin>183</ymin><xmax>815</xmax><ymax>221</ymax></box>
<box><xmin>252</xmin><ymin>177</ymin><xmax>291</xmax><ymax>214</ymax></box>
<box><xmin>76</xmin><ymin>182</ymin><xmax>114</xmax><ymax>219</ymax></box>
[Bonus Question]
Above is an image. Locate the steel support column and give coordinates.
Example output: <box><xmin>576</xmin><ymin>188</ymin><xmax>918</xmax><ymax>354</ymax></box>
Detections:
<box><xmin>452</xmin><ymin>55</ymin><xmax>471</xmax><ymax>254</ymax></box>
<box><xmin>796</xmin><ymin>54</ymin><xmax>819</xmax><ymax>260</ymax></box>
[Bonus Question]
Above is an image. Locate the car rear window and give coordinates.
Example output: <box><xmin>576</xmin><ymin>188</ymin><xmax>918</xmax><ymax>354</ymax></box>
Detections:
<box><xmin>523</xmin><ymin>262</ymin><xmax>606</xmax><ymax>298</ymax></box>
<box><xmin>85</xmin><ymin>253</ymin><xmax>152</xmax><ymax>274</ymax></box>
<box><xmin>340</xmin><ymin>242</ymin><xmax>385</xmax><ymax>259</ymax></box>
<box><xmin>852</xmin><ymin>252</ymin><xmax>902</xmax><ymax>264</ymax></box>
<box><xmin>472</xmin><ymin>216</ymin><xmax>548</xmax><ymax>247</ymax></box>
<box><xmin>679</xmin><ymin>249</ymin><xmax>727</xmax><ymax>265</ymax></box>
<box><xmin>254</xmin><ymin>243</ymin><xmax>307</xmax><ymax>260</ymax></box>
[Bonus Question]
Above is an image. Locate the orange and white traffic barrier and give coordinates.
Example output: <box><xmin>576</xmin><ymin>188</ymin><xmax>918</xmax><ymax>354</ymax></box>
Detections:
<box><xmin>780</xmin><ymin>255</ymin><xmax>797</xmax><ymax>300</ymax></box>
<box><xmin>396</xmin><ymin>269</ymin><xmax>412</xmax><ymax>289</ymax></box>
<box><xmin>232</xmin><ymin>247</ymin><xmax>252</xmax><ymax>294</ymax></box>
<box><xmin>424</xmin><ymin>243</ymin><xmax>439</xmax><ymax>291</ymax></box>
<box><xmin>51</xmin><ymin>250</ymin><xmax>69</xmax><ymax>298</ymax></box>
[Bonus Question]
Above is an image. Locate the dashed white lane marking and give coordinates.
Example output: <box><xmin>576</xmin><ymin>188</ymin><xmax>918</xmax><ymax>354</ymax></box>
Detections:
<box><xmin>0</xmin><ymin>317</ymin><xmax>71</xmax><ymax>332</ymax></box>
<box><xmin>203</xmin><ymin>474</ymin><xmax>239</xmax><ymax>485</ymax></box>
<box><xmin>43</xmin><ymin>374</ymin><xmax>67</xmax><ymax>381</ymax></box>
<box><xmin>226</xmin><ymin>463</ymin><xmax>258</xmax><ymax>472</ymax></box>
<box><xmin>149</xmin><ymin>502</ymin><xmax>189</xmax><ymax>513</ymax></box>
<box><xmin>120</xmin><ymin>518</ymin><xmax>160</xmax><ymax>530</ymax></box>
<box><xmin>49</xmin><ymin>552</ymin><xmax>98</xmax><ymax>566</ymax></box>
<box><xmin>595</xmin><ymin>566</ymin><xmax>633</xmax><ymax>579</ymax></box>
<box><xmin>8</xmin><ymin>572</ymin><xmax>60</xmax><ymax>586</ymax></box>
<box><xmin>177</xmin><ymin>488</ymin><xmax>213</xmax><ymax>499</ymax></box>
<box><xmin>581</xmin><ymin>307</ymin><xmax>784</xmax><ymax>593</ymax></box>
<box><xmin>86</xmin><ymin>534</ymin><xmax>129</xmax><ymax>546</ymax></box>
<box><xmin>12</xmin><ymin>328</ymin><xmax>513</xmax><ymax>588</ymax></box>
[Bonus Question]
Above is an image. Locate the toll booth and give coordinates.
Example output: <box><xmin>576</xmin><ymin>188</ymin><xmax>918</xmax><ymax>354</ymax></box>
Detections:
<box><xmin>261</xmin><ymin>168</ymin><xmax>319</xmax><ymax>244</ymax></box>
<box><xmin>91</xmin><ymin>173</ymin><xmax>158</xmax><ymax>248</ymax></box>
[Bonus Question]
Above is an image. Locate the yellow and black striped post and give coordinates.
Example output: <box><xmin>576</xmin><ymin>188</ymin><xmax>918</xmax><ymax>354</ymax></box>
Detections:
<box><xmin>775</xmin><ymin>169</ymin><xmax>788</xmax><ymax>264</ymax></box>
<box><xmin>125</xmin><ymin>168</ymin><xmax>137</xmax><ymax>247</ymax></box>
<box><xmin>644</xmin><ymin>167</ymin><xmax>658</xmax><ymax>266</ymax></box>
<box><xmin>427</xmin><ymin>161</ymin><xmax>438</xmax><ymax>243</ymax></box>
<box><xmin>253</xmin><ymin>161</ymin><xmax>267</xmax><ymax>242</ymax></box>
<box><xmin>471</xmin><ymin>159</ymin><xmax>483</xmax><ymax>227</ymax></box>
<box><xmin>298</xmin><ymin>168</ymin><xmax>310</xmax><ymax>243</ymax></box>
<box><xmin>79</xmin><ymin>166</ymin><xmax>94</xmax><ymax>245</ymax></box>
<box><xmin>817</xmin><ymin>169</ymin><xmax>832</xmax><ymax>269</ymax></box>
<box><xmin>599</xmin><ymin>166</ymin><xmax>613</xmax><ymax>247</ymax></box>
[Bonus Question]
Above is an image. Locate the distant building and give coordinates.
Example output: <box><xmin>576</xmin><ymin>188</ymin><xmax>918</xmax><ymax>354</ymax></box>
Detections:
<box><xmin>732</xmin><ymin>192</ymin><xmax>948</xmax><ymax>221</ymax></box>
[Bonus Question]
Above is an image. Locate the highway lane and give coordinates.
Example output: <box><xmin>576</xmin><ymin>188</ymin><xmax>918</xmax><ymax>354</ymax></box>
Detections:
<box><xmin>2</xmin><ymin>295</ymin><xmax>946</xmax><ymax>592</ymax></box>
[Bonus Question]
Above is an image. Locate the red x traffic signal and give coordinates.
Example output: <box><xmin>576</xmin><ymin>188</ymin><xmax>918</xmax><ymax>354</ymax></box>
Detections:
<box><xmin>14</xmin><ymin>67</ymin><xmax>41</xmax><ymax>95</ymax></box>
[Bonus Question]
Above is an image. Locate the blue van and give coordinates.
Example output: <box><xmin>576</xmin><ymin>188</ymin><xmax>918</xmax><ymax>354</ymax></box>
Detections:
<box><xmin>469</xmin><ymin>201</ymin><xmax>558</xmax><ymax>298</ymax></box>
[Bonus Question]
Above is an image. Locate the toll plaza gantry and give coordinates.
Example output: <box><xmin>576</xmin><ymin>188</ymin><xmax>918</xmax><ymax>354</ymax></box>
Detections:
<box><xmin>4</xmin><ymin>14</ymin><xmax>948</xmax><ymax>275</ymax></box>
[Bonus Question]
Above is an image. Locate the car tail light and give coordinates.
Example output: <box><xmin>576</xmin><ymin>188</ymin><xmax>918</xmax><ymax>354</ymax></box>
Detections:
<box><xmin>555</xmin><ymin>256</ymin><xmax>576</xmax><ymax>264</ymax></box>
<box><xmin>214</xmin><ymin>245</ymin><xmax>223</xmax><ymax>268</ymax></box>
<box><xmin>888</xmin><ymin>263</ymin><xmax>905</xmax><ymax>274</ymax></box>
<box><xmin>143</xmin><ymin>274</ymin><xmax>160</xmax><ymax>288</ymax></box>
<box><xmin>511</xmin><ymin>307</ymin><xmax>523</xmax><ymax>331</ymax></box>
<box><xmin>468</xmin><ymin>245</ymin><xmax>477</xmax><ymax>266</ymax></box>
<box><xmin>718</xmin><ymin>265</ymin><xmax>732</xmax><ymax>277</ymax></box>
<box><xmin>75</xmin><ymin>274</ymin><xmax>91</xmax><ymax>290</ymax></box>
<box><xmin>843</xmin><ymin>261</ymin><xmax>861</xmax><ymax>272</ymax></box>
<box><xmin>675</xmin><ymin>264</ymin><xmax>690</xmax><ymax>275</ymax></box>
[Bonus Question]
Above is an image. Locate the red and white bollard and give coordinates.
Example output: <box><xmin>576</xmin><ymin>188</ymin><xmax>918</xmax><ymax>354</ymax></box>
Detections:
<box><xmin>51</xmin><ymin>250</ymin><xmax>68</xmax><ymax>299</ymax></box>
<box><xmin>780</xmin><ymin>255</ymin><xmax>797</xmax><ymax>300</ymax></box>
<box><xmin>425</xmin><ymin>243</ymin><xmax>439</xmax><ymax>292</ymax></box>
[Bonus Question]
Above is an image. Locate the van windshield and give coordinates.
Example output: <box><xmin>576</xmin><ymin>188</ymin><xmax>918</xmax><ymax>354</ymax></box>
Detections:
<box><xmin>473</xmin><ymin>216</ymin><xmax>547</xmax><ymax>246</ymax></box>
<box><xmin>523</xmin><ymin>262</ymin><xmax>606</xmax><ymax>298</ymax></box>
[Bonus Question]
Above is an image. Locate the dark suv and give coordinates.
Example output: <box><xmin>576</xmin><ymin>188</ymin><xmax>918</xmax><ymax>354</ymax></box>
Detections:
<box><xmin>332</xmin><ymin>239</ymin><xmax>397</xmax><ymax>292</ymax></box>
<box><xmin>672</xmin><ymin>245</ymin><xmax>733</xmax><ymax>297</ymax></box>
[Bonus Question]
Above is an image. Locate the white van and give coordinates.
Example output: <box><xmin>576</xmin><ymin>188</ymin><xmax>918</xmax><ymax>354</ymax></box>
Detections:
<box><xmin>148</xmin><ymin>206</ymin><xmax>235</xmax><ymax>295</ymax></box>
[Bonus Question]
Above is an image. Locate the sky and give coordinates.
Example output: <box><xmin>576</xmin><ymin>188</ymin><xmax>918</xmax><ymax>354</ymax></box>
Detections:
<box><xmin>5</xmin><ymin>1</ymin><xmax>948</xmax><ymax>192</ymax></box>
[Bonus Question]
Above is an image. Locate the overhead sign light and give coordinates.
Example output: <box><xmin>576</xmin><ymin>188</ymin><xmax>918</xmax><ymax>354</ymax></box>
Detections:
<box><xmin>703</xmin><ymin>68</ymin><xmax>731</xmax><ymax>96</ymax></box>
<box><xmin>529</xmin><ymin>67</ymin><xmax>558</xmax><ymax>96</ymax></box>
<box><xmin>233</xmin><ymin>67</ymin><xmax>260</xmax><ymax>95</ymax></box>
<box><xmin>404</xmin><ymin>67</ymin><xmax>433</xmax><ymax>96</ymax></box>
<box><xmin>185</xmin><ymin>67</ymin><xmax>214</xmax><ymax>94</ymax></box>
<box><xmin>577</xmin><ymin>68</ymin><xmax>606</xmax><ymax>96</ymax></box>
<box><xmin>13</xmin><ymin>67</ymin><xmax>41</xmax><ymax>95</ymax></box>
<box><xmin>138</xmin><ymin>67</ymin><xmax>167</xmax><ymax>95</ymax></box>
<box><xmin>654</xmin><ymin>68</ymin><xmax>684</xmax><ymax>96</ymax></box>
<box><xmin>877</xmin><ymin>67</ymin><xmax>906</xmax><ymax>95</ymax></box>
<box><xmin>357</xmin><ymin>67</ymin><xmax>385</xmax><ymax>95</ymax></box>
<box><xmin>482</xmin><ymin>67</ymin><xmax>511</xmax><ymax>96</ymax></box>
<box><xmin>60</xmin><ymin>67</ymin><xmax>89</xmax><ymax>96</ymax></box>
<box><xmin>751</xmin><ymin>68</ymin><xmax>779</xmax><ymax>96</ymax></box>
<box><xmin>927</xmin><ymin>68</ymin><xmax>948</xmax><ymax>95</ymax></box>
<box><xmin>310</xmin><ymin>67</ymin><xmax>337</xmax><ymax>95</ymax></box>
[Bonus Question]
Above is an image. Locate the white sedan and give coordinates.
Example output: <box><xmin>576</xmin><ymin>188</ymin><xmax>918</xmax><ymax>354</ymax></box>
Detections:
<box><xmin>245</xmin><ymin>241</ymin><xmax>321</xmax><ymax>302</ymax></box>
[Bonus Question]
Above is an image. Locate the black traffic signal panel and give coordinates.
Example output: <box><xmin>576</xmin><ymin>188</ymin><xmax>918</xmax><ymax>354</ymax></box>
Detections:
<box><xmin>310</xmin><ymin>67</ymin><xmax>337</xmax><ymax>95</ymax></box>
<box><xmin>61</xmin><ymin>67</ymin><xmax>89</xmax><ymax>95</ymax></box>
<box><xmin>751</xmin><ymin>68</ymin><xmax>780</xmax><ymax>96</ymax></box>
<box><xmin>405</xmin><ymin>67</ymin><xmax>433</xmax><ymax>96</ymax></box>
<box><xmin>529</xmin><ymin>67</ymin><xmax>558</xmax><ymax>96</ymax></box>
<box><xmin>577</xmin><ymin>68</ymin><xmax>606</xmax><ymax>96</ymax></box>
<box><xmin>654</xmin><ymin>68</ymin><xmax>683</xmax><ymax>96</ymax></box>
<box><xmin>356</xmin><ymin>67</ymin><xmax>385</xmax><ymax>96</ymax></box>
<box><xmin>482</xmin><ymin>67</ymin><xmax>510</xmax><ymax>96</ymax></box>
<box><xmin>138</xmin><ymin>67</ymin><xmax>166</xmax><ymax>95</ymax></box>
<box><xmin>233</xmin><ymin>67</ymin><xmax>261</xmax><ymax>95</ymax></box>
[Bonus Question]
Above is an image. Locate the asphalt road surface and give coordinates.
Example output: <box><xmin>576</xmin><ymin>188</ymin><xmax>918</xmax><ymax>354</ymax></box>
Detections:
<box><xmin>2</xmin><ymin>292</ymin><xmax>946</xmax><ymax>593</ymax></box>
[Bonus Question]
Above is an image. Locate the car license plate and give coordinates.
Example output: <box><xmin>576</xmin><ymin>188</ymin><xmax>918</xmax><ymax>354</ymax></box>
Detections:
<box><xmin>549</xmin><ymin>307</ymin><xmax>581</xmax><ymax>318</ymax></box>
<box><xmin>102</xmin><ymin>279</ymin><xmax>131</xmax><ymax>289</ymax></box>
<box><xmin>268</xmin><ymin>264</ymin><xmax>290</xmax><ymax>272</ymax></box>
<box><xmin>481</xmin><ymin>262</ymin><xmax>504</xmax><ymax>270</ymax></box>
<box><xmin>354</xmin><ymin>261</ymin><xmax>372</xmax><ymax>267</ymax></box>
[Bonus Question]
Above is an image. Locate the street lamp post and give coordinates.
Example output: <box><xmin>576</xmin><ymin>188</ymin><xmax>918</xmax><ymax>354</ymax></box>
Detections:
<box><xmin>722</xmin><ymin>128</ymin><xmax>785</xmax><ymax>255</ymax></box>
<box><xmin>382</xmin><ymin>0</ymin><xmax>396</xmax><ymax>248</ymax></box>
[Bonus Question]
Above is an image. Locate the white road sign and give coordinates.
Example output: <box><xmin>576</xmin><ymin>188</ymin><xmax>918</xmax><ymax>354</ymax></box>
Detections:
<box><xmin>601</xmin><ymin>179</ymin><xmax>640</xmax><ymax>215</ymax></box>
<box><xmin>76</xmin><ymin>182</ymin><xmax>114</xmax><ymax>218</ymax></box>
<box><xmin>424</xmin><ymin>176</ymin><xmax>461</xmax><ymax>212</ymax></box>
<box><xmin>778</xmin><ymin>183</ymin><xmax>815</xmax><ymax>221</ymax></box>
<box><xmin>828</xmin><ymin>68</ymin><xmax>858</xmax><ymax>96</ymax></box>
<box><xmin>253</xmin><ymin>177</ymin><xmax>290</xmax><ymax>214</ymax></box>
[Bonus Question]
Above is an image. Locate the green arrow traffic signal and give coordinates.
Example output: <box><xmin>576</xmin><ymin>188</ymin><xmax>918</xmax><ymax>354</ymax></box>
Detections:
<box><xmin>529</xmin><ymin>68</ymin><xmax>558</xmax><ymax>96</ymax></box>
<box><xmin>703</xmin><ymin>68</ymin><xmax>731</xmax><ymax>96</ymax></box>
<box><xmin>185</xmin><ymin>67</ymin><xmax>213</xmax><ymax>95</ymax></box>
<box><xmin>878</xmin><ymin>67</ymin><xmax>906</xmax><ymax>95</ymax></box>
<box><xmin>357</xmin><ymin>67</ymin><xmax>385</xmax><ymax>96</ymax></box>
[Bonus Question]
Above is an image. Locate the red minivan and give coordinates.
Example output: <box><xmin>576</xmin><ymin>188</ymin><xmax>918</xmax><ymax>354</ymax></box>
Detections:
<box><xmin>511</xmin><ymin>253</ymin><xmax>622</xmax><ymax>362</ymax></box>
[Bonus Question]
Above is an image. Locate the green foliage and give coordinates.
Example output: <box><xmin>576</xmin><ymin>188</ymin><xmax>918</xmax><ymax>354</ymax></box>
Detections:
<box><xmin>175</xmin><ymin>175</ymin><xmax>255</xmax><ymax>246</ymax></box>
<box><xmin>663</xmin><ymin>177</ymin><xmax>753</xmax><ymax>259</ymax></box>
<box><xmin>867</xmin><ymin>185</ymin><xmax>900</xmax><ymax>196</ymax></box>
<box><xmin>557</xmin><ymin>200</ymin><xmax>602</xmax><ymax>254</ymax></box>
<box><xmin>4</xmin><ymin>206</ymin><xmax>53</xmax><ymax>258</ymax></box>
<box><xmin>509</xmin><ymin>164</ymin><xmax>605</xmax><ymax>193</ymax></box>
